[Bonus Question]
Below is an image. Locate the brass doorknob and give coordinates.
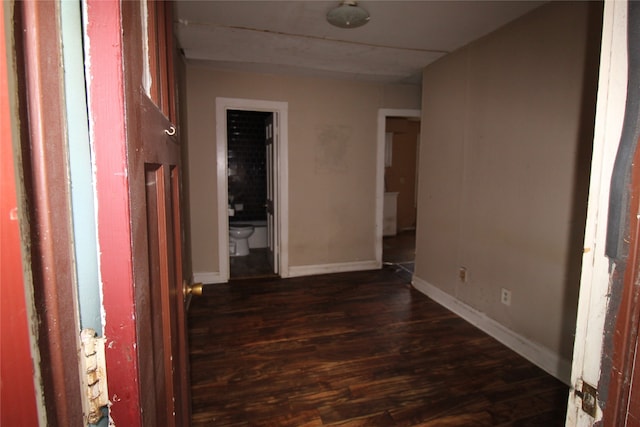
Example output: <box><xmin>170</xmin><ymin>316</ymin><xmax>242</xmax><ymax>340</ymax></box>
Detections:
<box><xmin>183</xmin><ymin>281</ymin><xmax>203</xmax><ymax>298</ymax></box>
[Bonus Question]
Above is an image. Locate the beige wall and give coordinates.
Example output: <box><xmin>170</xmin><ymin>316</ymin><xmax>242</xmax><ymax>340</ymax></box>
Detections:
<box><xmin>185</xmin><ymin>68</ymin><xmax>421</xmax><ymax>275</ymax></box>
<box><xmin>415</xmin><ymin>1</ymin><xmax>600</xmax><ymax>372</ymax></box>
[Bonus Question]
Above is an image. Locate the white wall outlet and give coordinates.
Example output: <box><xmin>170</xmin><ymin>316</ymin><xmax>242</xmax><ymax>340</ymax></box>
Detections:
<box><xmin>500</xmin><ymin>288</ymin><xmax>512</xmax><ymax>306</ymax></box>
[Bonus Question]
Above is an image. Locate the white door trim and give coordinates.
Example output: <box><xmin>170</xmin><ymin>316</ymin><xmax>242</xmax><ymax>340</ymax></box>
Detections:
<box><xmin>566</xmin><ymin>0</ymin><xmax>627</xmax><ymax>424</ymax></box>
<box><xmin>376</xmin><ymin>109</ymin><xmax>421</xmax><ymax>264</ymax></box>
<box><xmin>215</xmin><ymin>97</ymin><xmax>289</xmax><ymax>280</ymax></box>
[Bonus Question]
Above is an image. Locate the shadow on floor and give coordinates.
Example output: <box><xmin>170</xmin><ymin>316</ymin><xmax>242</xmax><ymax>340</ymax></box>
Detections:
<box><xmin>230</xmin><ymin>248</ymin><xmax>276</xmax><ymax>280</ymax></box>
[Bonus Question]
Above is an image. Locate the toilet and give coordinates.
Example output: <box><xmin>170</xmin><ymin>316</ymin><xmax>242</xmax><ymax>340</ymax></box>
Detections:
<box><xmin>229</xmin><ymin>223</ymin><xmax>255</xmax><ymax>256</ymax></box>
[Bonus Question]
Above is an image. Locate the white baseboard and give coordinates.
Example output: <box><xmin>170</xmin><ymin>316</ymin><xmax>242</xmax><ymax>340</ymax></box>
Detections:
<box><xmin>193</xmin><ymin>271</ymin><xmax>226</xmax><ymax>285</ymax></box>
<box><xmin>193</xmin><ymin>260</ymin><xmax>381</xmax><ymax>283</ymax></box>
<box><xmin>288</xmin><ymin>260</ymin><xmax>381</xmax><ymax>278</ymax></box>
<box><xmin>412</xmin><ymin>275</ymin><xmax>572</xmax><ymax>385</ymax></box>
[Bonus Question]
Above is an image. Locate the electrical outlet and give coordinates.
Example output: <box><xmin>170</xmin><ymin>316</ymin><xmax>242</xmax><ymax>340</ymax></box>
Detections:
<box><xmin>459</xmin><ymin>267</ymin><xmax>467</xmax><ymax>283</ymax></box>
<box><xmin>500</xmin><ymin>288</ymin><xmax>511</xmax><ymax>306</ymax></box>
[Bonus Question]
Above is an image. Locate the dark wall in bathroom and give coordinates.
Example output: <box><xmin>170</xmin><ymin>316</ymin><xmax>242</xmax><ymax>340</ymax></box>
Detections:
<box><xmin>227</xmin><ymin>110</ymin><xmax>271</xmax><ymax>221</ymax></box>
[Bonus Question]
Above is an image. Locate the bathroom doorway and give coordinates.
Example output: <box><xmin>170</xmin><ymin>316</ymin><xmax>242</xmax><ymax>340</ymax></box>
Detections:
<box><xmin>215</xmin><ymin>98</ymin><xmax>289</xmax><ymax>281</ymax></box>
<box><xmin>227</xmin><ymin>110</ymin><xmax>273</xmax><ymax>278</ymax></box>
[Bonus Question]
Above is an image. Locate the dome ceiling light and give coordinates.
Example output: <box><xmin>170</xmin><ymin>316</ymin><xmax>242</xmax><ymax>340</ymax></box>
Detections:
<box><xmin>326</xmin><ymin>1</ymin><xmax>370</xmax><ymax>29</ymax></box>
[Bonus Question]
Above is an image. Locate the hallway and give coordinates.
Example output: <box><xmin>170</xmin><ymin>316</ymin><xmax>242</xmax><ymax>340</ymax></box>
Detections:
<box><xmin>188</xmin><ymin>268</ymin><xmax>568</xmax><ymax>426</ymax></box>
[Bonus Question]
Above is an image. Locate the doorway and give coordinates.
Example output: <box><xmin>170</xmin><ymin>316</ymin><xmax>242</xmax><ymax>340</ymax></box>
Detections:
<box><xmin>376</xmin><ymin>109</ymin><xmax>421</xmax><ymax>275</ymax></box>
<box><xmin>227</xmin><ymin>109</ymin><xmax>275</xmax><ymax>279</ymax></box>
<box><xmin>215</xmin><ymin>98</ymin><xmax>290</xmax><ymax>281</ymax></box>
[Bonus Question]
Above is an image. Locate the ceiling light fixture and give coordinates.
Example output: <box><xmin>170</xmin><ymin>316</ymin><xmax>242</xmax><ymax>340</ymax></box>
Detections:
<box><xmin>326</xmin><ymin>1</ymin><xmax>370</xmax><ymax>29</ymax></box>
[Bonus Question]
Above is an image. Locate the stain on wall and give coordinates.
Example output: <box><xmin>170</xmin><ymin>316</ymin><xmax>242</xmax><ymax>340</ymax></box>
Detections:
<box><xmin>314</xmin><ymin>124</ymin><xmax>352</xmax><ymax>174</ymax></box>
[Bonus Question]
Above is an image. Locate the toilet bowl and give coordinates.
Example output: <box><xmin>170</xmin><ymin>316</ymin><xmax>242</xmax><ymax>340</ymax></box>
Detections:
<box><xmin>229</xmin><ymin>223</ymin><xmax>255</xmax><ymax>256</ymax></box>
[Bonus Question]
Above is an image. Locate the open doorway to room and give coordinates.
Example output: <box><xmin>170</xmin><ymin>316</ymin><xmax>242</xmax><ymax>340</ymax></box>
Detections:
<box><xmin>216</xmin><ymin>98</ymin><xmax>289</xmax><ymax>281</ymax></box>
<box><xmin>377</xmin><ymin>109</ymin><xmax>421</xmax><ymax>277</ymax></box>
<box><xmin>226</xmin><ymin>109</ymin><xmax>273</xmax><ymax>278</ymax></box>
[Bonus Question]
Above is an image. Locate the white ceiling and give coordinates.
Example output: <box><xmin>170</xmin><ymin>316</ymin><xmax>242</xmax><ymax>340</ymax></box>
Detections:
<box><xmin>174</xmin><ymin>1</ymin><xmax>545</xmax><ymax>85</ymax></box>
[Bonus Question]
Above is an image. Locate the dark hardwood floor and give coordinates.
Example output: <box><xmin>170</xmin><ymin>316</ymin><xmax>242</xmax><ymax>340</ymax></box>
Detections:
<box><xmin>188</xmin><ymin>267</ymin><xmax>569</xmax><ymax>426</ymax></box>
<box><xmin>383</xmin><ymin>230</ymin><xmax>416</xmax><ymax>265</ymax></box>
<box><xmin>230</xmin><ymin>248</ymin><xmax>275</xmax><ymax>279</ymax></box>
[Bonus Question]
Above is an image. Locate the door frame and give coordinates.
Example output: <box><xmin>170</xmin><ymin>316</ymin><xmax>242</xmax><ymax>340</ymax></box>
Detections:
<box><xmin>215</xmin><ymin>97</ymin><xmax>289</xmax><ymax>280</ymax></box>
<box><xmin>83</xmin><ymin>0</ymin><xmax>143</xmax><ymax>423</ymax></box>
<box><xmin>596</xmin><ymin>1</ymin><xmax>640</xmax><ymax>425</ymax></box>
<box><xmin>1</xmin><ymin>2</ymin><xmax>45</xmax><ymax>424</ymax></box>
<box><xmin>376</xmin><ymin>108</ymin><xmax>421</xmax><ymax>264</ymax></box>
<box><xmin>566</xmin><ymin>0</ymin><xmax>627</xmax><ymax>424</ymax></box>
<box><xmin>13</xmin><ymin>1</ymin><xmax>85</xmax><ymax>424</ymax></box>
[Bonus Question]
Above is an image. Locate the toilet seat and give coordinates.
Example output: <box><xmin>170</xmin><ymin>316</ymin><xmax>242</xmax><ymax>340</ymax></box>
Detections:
<box><xmin>230</xmin><ymin>223</ymin><xmax>254</xmax><ymax>231</ymax></box>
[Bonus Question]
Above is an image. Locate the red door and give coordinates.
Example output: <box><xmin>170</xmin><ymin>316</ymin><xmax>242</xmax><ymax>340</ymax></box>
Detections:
<box><xmin>122</xmin><ymin>2</ymin><xmax>191</xmax><ymax>424</ymax></box>
<box><xmin>86</xmin><ymin>1</ymin><xmax>190</xmax><ymax>425</ymax></box>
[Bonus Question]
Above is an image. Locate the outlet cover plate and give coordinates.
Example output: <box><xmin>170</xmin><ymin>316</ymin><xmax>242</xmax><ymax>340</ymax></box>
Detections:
<box><xmin>500</xmin><ymin>288</ymin><xmax>511</xmax><ymax>306</ymax></box>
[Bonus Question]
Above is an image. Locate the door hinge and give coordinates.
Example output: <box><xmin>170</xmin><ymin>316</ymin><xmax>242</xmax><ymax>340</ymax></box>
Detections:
<box><xmin>80</xmin><ymin>329</ymin><xmax>109</xmax><ymax>424</ymax></box>
<box><xmin>575</xmin><ymin>379</ymin><xmax>598</xmax><ymax>418</ymax></box>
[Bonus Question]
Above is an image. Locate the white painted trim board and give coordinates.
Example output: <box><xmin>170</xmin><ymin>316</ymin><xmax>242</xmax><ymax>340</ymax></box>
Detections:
<box><xmin>288</xmin><ymin>261</ymin><xmax>380</xmax><ymax>278</ymax></box>
<box><xmin>412</xmin><ymin>275</ymin><xmax>572</xmax><ymax>385</ymax></box>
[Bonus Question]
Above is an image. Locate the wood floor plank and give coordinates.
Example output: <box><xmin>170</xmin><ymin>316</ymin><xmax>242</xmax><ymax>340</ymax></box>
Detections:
<box><xmin>189</xmin><ymin>269</ymin><xmax>568</xmax><ymax>426</ymax></box>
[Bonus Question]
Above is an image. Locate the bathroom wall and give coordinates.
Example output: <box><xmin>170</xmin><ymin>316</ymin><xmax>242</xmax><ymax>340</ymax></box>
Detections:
<box><xmin>413</xmin><ymin>1</ymin><xmax>602</xmax><ymax>382</ymax></box>
<box><xmin>185</xmin><ymin>68</ymin><xmax>421</xmax><ymax>277</ymax></box>
<box><xmin>227</xmin><ymin>110</ymin><xmax>270</xmax><ymax>222</ymax></box>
